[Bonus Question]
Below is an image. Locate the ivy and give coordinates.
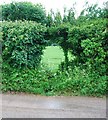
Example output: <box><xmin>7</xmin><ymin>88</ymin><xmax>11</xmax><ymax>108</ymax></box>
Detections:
<box><xmin>2</xmin><ymin>21</ymin><xmax>47</xmax><ymax>69</ymax></box>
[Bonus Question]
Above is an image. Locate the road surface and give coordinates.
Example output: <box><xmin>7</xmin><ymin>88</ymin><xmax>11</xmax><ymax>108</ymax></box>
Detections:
<box><xmin>1</xmin><ymin>93</ymin><xmax>106</xmax><ymax>118</ymax></box>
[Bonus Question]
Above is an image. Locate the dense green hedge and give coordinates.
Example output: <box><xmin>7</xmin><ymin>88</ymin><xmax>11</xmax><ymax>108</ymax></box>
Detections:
<box><xmin>2</xmin><ymin>21</ymin><xmax>47</xmax><ymax>68</ymax></box>
<box><xmin>68</xmin><ymin>19</ymin><xmax>107</xmax><ymax>74</ymax></box>
<box><xmin>1</xmin><ymin>19</ymin><xmax>107</xmax><ymax>96</ymax></box>
<box><xmin>1</xmin><ymin>2</ymin><xmax>107</xmax><ymax>97</ymax></box>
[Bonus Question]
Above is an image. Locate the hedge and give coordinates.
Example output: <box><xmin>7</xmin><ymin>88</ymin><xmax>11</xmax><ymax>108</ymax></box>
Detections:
<box><xmin>67</xmin><ymin>18</ymin><xmax>107</xmax><ymax>74</ymax></box>
<box><xmin>1</xmin><ymin>21</ymin><xmax>47</xmax><ymax>69</ymax></box>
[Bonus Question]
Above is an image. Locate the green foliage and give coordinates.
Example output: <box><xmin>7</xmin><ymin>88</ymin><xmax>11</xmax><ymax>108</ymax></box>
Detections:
<box><xmin>1</xmin><ymin>2</ymin><xmax>107</xmax><ymax>97</ymax></box>
<box><xmin>2</xmin><ymin>2</ymin><xmax>46</xmax><ymax>24</ymax></box>
<box><xmin>46</xmin><ymin>13</ymin><xmax>53</xmax><ymax>27</ymax></box>
<box><xmin>77</xmin><ymin>1</ymin><xmax>108</xmax><ymax>23</ymax></box>
<box><xmin>81</xmin><ymin>38</ymin><xmax>106</xmax><ymax>74</ymax></box>
<box><xmin>2</xmin><ymin>65</ymin><xmax>107</xmax><ymax>97</ymax></box>
<box><xmin>53</xmin><ymin>67</ymin><xmax>107</xmax><ymax>96</ymax></box>
<box><xmin>66</xmin><ymin>8</ymin><xmax>76</xmax><ymax>25</ymax></box>
<box><xmin>68</xmin><ymin>19</ymin><xmax>107</xmax><ymax>74</ymax></box>
<box><xmin>53</xmin><ymin>11</ymin><xmax>62</xmax><ymax>26</ymax></box>
<box><xmin>47</xmin><ymin>23</ymin><xmax>71</xmax><ymax>70</ymax></box>
<box><xmin>2</xmin><ymin>65</ymin><xmax>56</xmax><ymax>95</ymax></box>
<box><xmin>2</xmin><ymin>21</ymin><xmax>47</xmax><ymax>68</ymax></box>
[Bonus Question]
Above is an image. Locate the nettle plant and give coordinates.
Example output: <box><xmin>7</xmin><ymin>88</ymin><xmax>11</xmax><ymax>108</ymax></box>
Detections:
<box><xmin>2</xmin><ymin>21</ymin><xmax>47</xmax><ymax>69</ymax></box>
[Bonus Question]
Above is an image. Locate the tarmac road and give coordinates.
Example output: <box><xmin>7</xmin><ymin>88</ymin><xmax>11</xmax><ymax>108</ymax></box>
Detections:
<box><xmin>1</xmin><ymin>93</ymin><xmax>106</xmax><ymax>118</ymax></box>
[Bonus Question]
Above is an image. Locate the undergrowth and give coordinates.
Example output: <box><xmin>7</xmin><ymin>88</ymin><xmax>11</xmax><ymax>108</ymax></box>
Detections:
<box><xmin>2</xmin><ymin>64</ymin><xmax>107</xmax><ymax>97</ymax></box>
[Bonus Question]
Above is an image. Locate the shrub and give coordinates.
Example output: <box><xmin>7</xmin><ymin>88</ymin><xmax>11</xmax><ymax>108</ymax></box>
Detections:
<box><xmin>2</xmin><ymin>65</ymin><xmax>55</xmax><ymax>95</ymax></box>
<box><xmin>1</xmin><ymin>2</ymin><xmax>47</xmax><ymax>24</ymax></box>
<box><xmin>68</xmin><ymin>19</ymin><xmax>107</xmax><ymax>74</ymax></box>
<box><xmin>2</xmin><ymin>64</ymin><xmax>107</xmax><ymax>97</ymax></box>
<box><xmin>2</xmin><ymin>21</ymin><xmax>47</xmax><ymax>69</ymax></box>
<box><xmin>51</xmin><ymin>67</ymin><xmax>107</xmax><ymax>96</ymax></box>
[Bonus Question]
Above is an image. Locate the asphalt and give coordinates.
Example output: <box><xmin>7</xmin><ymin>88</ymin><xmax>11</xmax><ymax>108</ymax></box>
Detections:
<box><xmin>1</xmin><ymin>93</ymin><xmax>106</xmax><ymax>118</ymax></box>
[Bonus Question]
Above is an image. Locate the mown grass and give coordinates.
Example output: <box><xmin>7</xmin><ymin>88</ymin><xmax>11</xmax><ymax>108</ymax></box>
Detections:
<box><xmin>41</xmin><ymin>46</ymin><xmax>72</xmax><ymax>70</ymax></box>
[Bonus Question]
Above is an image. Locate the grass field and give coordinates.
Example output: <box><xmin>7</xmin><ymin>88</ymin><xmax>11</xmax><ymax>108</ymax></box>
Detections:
<box><xmin>41</xmin><ymin>46</ymin><xmax>72</xmax><ymax>70</ymax></box>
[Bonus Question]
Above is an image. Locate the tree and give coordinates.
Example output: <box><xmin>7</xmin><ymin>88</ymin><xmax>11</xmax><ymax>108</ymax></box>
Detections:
<box><xmin>2</xmin><ymin>2</ymin><xmax>46</xmax><ymax>24</ymax></box>
<box><xmin>67</xmin><ymin>8</ymin><xmax>76</xmax><ymax>25</ymax></box>
<box><xmin>46</xmin><ymin>13</ymin><xmax>53</xmax><ymax>27</ymax></box>
<box><xmin>46</xmin><ymin>9</ymin><xmax>55</xmax><ymax>27</ymax></box>
<box><xmin>53</xmin><ymin>10</ymin><xmax>62</xmax><ymax>26</ymax></box>
<box><xmin>63</xmin><ymin>4</ymin><xmax>76</xmax><ymax>25</ymax></box>
<box><xmin>77</xmin><ymin>2</ymin><xmax>108</xmax><ymax>23</ymax></box>
<box><xmin>63</xmin><ymin>7</ymin><xmax>68</xmax><ymax>23</ymax></box>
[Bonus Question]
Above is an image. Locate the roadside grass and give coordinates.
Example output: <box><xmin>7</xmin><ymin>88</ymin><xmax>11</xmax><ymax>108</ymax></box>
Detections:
<box><xmin>41</xmin><ymin>46</ymin><xmax>72</xmax><ymax>71</ymax></box>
